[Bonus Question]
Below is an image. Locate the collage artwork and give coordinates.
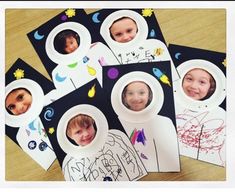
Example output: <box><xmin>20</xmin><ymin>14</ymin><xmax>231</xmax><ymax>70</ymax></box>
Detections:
<box><xmin>5</xmin><ymin>8</ymin><xmax>226</xmax><ymax>181</ymax></box>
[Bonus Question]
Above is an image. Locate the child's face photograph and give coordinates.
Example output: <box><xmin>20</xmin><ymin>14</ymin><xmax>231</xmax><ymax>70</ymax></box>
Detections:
<box><xmin>5</xmin><ymin>88</ymin><xmax>32</xmax><ymax>115</ymax></box>
<box><xmin>182</xmin><ymin>68</ymin><xmax>214</xmax><ymax>100</ymax></box>
<box><xmin>53</xmin><ymin>29</ymin><xmax>80</xmax><ymax>55</ymax></box>
<box><xmin>122</xmin><ymin>81</ymin><xmax>151</xmax><ymax>111</ymax></box>
<box><xmin>64</xmin><ymin>36</ymin><xmax>79</xmax><ymax>54</ymax></box>
<box><xmin>110</xmin><ymin>17</ymin><xmax>138</xmax><ymax>43</ymax></box>
<box><xmin>66</xmin><ymin>114</ymin><xmax>96</xmax><ymax>146</ymax></box>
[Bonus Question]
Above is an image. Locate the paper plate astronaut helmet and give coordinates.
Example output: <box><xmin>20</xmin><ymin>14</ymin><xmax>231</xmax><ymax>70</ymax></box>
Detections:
<box><xmin>173</xmin><ymin>59</ymin><xmax>226</xmax><ymax>111</ymax></box>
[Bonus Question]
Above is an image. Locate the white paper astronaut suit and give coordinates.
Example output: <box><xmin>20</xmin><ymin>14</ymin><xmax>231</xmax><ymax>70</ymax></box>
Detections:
<box><xmin>5</xmin><ymin>79</ymin><xmax>56</xmax><ymax>170</ymax></box>
<box><xmin>173</xmin><ymin>60</ymin><xmax>226</xmax><ymax>166</ymax></box>
<box><xmin>56</xmin><ymin>105</ymin><xmax>147</xmax><ymax>181</ymax></box>
<box><xmin>111</xmin><ymin>72</ymin><xmax>180</xmax><ymax>172</ymax></box>
<box><xmin>100</xmin><ymin>10</ymin><xmax>179</xmax><ymax>81</ymax></box>
<box><xmin>45</xmin><ymin>22</ymin><xmax>119</xmax><ymax>98</ymax></box>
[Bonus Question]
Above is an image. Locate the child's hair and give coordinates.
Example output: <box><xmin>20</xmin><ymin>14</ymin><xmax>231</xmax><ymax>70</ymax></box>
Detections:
<box><xmin>5</xmin><ymin>87</ymin><xmax>32</xmax><ymax>115</ymax></box>
<box><xmin>201</xmin><ymin>69</ymin><xmax>216</xmax><ymax>100</ymax></box>
<box><xmin>121</xmin><ymin>81</ymin><xmax>153</xmax><ymax>109</ymax></box>
<box><xmin>66</xmin><ymin>114</ymin><xmax>97</xmax><ymax>138</ymax></box>
<box><xmin>53</xmin><ymin>29</ymin><xmax>80</xmax><ymax>54</ymax></box>
<box><xmin>109</xmin><ymin>17</ymin><xmax>138</xmax><ymax>40</ymax></box>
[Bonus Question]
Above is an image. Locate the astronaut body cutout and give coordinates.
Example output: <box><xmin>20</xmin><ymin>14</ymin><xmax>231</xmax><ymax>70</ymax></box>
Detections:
<box><xmin>99</xmin><ymin>9</ymin><xmax>179</xmax><ymax>81</ymax></box>
<box><xmin>103</xmin><ymin>61</ymin><xmax>180</xmax><ymax>172</ymax></box>
<box><xmin>5</xmin><ymin>66</ymin><xmax>56</xmax><ymax>170</ymax></box>
<box><xmin>45</xmin><ymin>22</ymin><xmax>119</xmax><ymax>98</ymax></box>
<box><xmin>40</xmin><ymin>79</ymin><xmax>147</xmax><ymax>181</ymax></box>
<box><xmin>173</xmin><ymin>60</ymin><xmax>226</xmax><ymax>166</ymax></box>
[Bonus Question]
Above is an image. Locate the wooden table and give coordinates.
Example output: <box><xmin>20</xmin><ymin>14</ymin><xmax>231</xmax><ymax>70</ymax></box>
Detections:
<box><xmin>5</xmin><ymin>9</ymin><xmax>226</xmax><ymax>181</ymax></box>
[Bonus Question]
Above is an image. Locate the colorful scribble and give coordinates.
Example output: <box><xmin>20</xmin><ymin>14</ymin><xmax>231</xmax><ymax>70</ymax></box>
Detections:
<box><xmin>130</xmin><ymin>128</ymin><xmax>146</xmax><ymax>145</ymax></box>
<box><xmin>176</xmin><ymin>109</ymin><xmax>225</xmax><ymax>165</ymax></box>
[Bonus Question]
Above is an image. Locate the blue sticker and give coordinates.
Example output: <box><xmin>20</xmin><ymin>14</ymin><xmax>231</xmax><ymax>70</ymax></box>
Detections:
<box><xmin>28</xmin><ymin>140</ymin><xmax>37</xmax><ymax>150</ymax></box>
<box><xmin>39</xmin><ymin>141</ymin><xmax>48</xmax><ymax>151</ymax></box>
<box><xmin>44</xmin><ymin>107</ymin><xmax>54</xmax><ymax>121</ymax></box>
<box><xmin>83</xmin><ymin>56</ymin><xmax>90</xmax><ymax>63</ymax></box>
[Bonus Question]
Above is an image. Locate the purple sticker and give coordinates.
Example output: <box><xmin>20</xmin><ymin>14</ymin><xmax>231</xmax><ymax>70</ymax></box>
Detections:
<box><xmin>61</xmin><ymin>15</ymin><xmax>67</xmax><ymax>21</ymax></box>
<box><xmin>107</xmin><ymin>68</ymin><xmax>119</xmax><ymax>79</ymax></box>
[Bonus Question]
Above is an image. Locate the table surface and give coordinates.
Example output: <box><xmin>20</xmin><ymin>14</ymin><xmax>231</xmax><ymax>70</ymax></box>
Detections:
<box><xmin>5</xmin><ymin>9</ymin><xmax>226</xmax><ymax>181</ymax></box>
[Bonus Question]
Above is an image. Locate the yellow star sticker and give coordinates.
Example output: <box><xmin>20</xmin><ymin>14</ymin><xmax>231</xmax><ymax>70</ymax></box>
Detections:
<box><xmin>48</xmin><ymin>127</ymin><xmax>55</xmax><ymax>134</ymax></box>
<box><xmin>222</xmin><ymin>59</ymin><xmax>226</xmax><ymax>67</ymax></box>
<box><xmin>65</xmin><ymin>8</ymin><xmax>76</xmax><ymax>18</ymax></box>
<box><xmin>142</xmin><ymin>8</ymin><xmax>154</xmax><ymax>17</ymax></box>
<box><xmin>13</xmin><ymin>68</ymin><xmax>24</xmax><ymax>79</ymax></box>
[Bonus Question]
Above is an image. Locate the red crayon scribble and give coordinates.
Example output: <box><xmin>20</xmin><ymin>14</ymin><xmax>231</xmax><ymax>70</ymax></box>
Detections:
<box><xmin>176</xmin><ymin>109</ymin><xmax>225</xmax><ymax>165</ymax></box>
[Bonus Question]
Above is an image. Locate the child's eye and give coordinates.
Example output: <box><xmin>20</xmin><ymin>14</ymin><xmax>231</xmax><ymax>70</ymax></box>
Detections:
<box><xmin>115</xmin><ymin>33</ymin><xmax>122</xmax><ymax>37</ymax></box>
<box><xmin>127</xmin><ymin>29</ymin><xmax>133</xmax><ymax>33</ymax></box>
<box><xmin>127</xmin><ymin>92</ymin><xmax>133</xmax><ymax>96</ymax></box>
<box><xmin>185</xmin><ymin>77</ymin><xmax>192</xmax><ymax>81</ymax></box>
<box><xmin>76</xmin><ymin>131</ymin><xmax>81</xmax><ymax>135</ymax></box>
<box><xmin>199</xmin><ymin>81</ymin><xmax>206</xmax><ymax>85</ymax></box>
<box><xmin>8</xmin><ymin>104</ymin><xmax>15</xmax><ymax>111</ymax></box>
<box><xmin>17</xmin><ymin>94</ymin><xmax>24</xmax><ymax>101</ymax></box>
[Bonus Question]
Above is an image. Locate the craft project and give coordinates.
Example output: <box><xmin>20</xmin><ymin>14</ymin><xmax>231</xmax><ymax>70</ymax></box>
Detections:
<box><xmin>5</xmin><ymin>59</ymin><xmax>57</xmax><ymax>170</ymax></box>
<box><xmin>40</xmin><ymin>79</ymin><xmax>147</xmax><ymax>181</ymax></box>
<box><xmin>103</xmin><ymin>61</ymin><xmax>180</xmax><ymax>172</ymax></box>
<box><xmin>169</xmin><ymin>44</ymin><xmax>226</xmax><ymax>166</ymax></box>
<box><xmin>89</xmin><ymin>8</ymin><xmax>179</xmax><ymax>81</ymax></box>
<box><xmin>27</xmin><ymin>9</ymin><xmax>119</xmax><ymax>97</ymax></box>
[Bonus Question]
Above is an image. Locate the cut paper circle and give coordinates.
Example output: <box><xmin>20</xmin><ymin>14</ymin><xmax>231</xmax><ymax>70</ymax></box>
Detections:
<box><xmin>45</xmin><ymin>22</ymin><xmax>91</xmax><ymax>66</ymax></box>
<box><xmin>100</xmin><ymin>10</ymin><xmax>148</xmax><ymax>51</ymax></box>
<box><xmin>111</xmin><ymin>71</ymin><xmax>164</xmax><ymax>123</ymax></box>
<box><xmin>57</xmin><ymin>104</ymin><xmax>109</xmax><ymax>158</ymax></box>
<box><xmin>5</xmin><ymin>79</ymin><xmax>45</xmax><ymax>127</ymax></box>
<box><xmin>173</xmin><ymin>59</ymin><xmax>226</xmax><ymax>111</ymax></box>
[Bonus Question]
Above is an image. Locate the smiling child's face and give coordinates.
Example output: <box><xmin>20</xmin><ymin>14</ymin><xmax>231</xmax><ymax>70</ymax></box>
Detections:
<box><xmin>6</xmin><ymin>89</ymin><xmax>32</xmax><ymax>115</ymax></box>
<box><xmin>64</xmin><ymin>36</ymin><xmax>79</xmax><ymax>54</ymax></box>
<box><xmin>182</xmin><ymin>68</ymin><xmax>212</xmax><ymax>100</ymax></box>
<box><xmin>110</xmin><ymin>17</ymin><xmax>138</xmax><ymax>43</ymax></box>
<box><xmin>123</xmin><ymin>81</ymin><xmax>150</xmax><ymax>111</ymax></box>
